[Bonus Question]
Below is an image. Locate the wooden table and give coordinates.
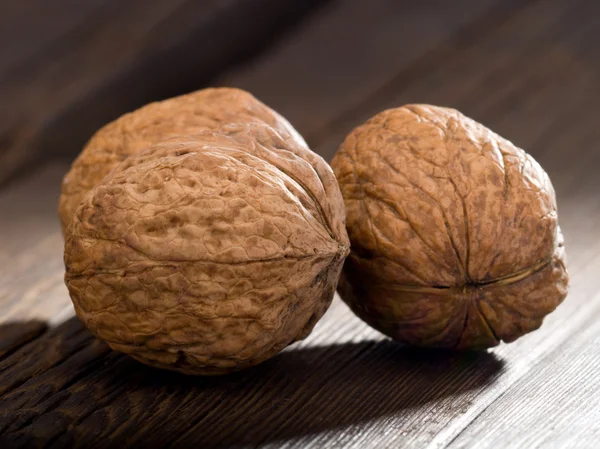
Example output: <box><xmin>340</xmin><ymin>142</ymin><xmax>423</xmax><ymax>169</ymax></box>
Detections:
<box><xmin>1</xmin><ymin>1</ymin><xmax>599</xmax><ymax>447</ymax></box>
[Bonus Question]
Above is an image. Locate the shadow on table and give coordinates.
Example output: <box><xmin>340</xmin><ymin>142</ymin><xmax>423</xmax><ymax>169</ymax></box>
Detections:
<box><xmin>0</xmin><ymin>317</ymin><xmax>505</xmax><ymax>449</ymax></box>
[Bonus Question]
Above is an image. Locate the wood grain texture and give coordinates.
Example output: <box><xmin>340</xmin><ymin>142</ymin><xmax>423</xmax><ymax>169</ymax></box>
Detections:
<box><xmin>0</xmin><ymin>321</ymin><xmax>46</xmax><ymax>360</ymax></box>
<box><xmin>0</xmin><ymin>306</ymin><xmax>504</xmax><ymax>449</ymax></box>
<box><xmin>0</xmin><ymin>165</ymin><xmax>73</xmax><ymax>324</ymax></box>
<box><xmin>0</xmin><ymin>0</ymin><xmax>326</xmax><ymax>185</ymax></box>
<box><xmin>448</xmin><ymin>302</ymin><xmax>600</xmax><ymax>449</ymax></box>
<box><xmin>1</xmin><ymin>0</ymin><xmax>600</xmax><ymax>447</ymax></box>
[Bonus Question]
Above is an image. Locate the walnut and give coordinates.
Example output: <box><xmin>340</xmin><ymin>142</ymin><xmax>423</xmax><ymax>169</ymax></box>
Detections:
<box><xmin>64</xmin><ymin>122</ymin><xmax>349</xmax><ymax>375</ymax></box>
<box><xmin>59</xmin><ymin>87</ymin><xmax>306</xmax><ymax>235</ymax></box>
<box><xmin>331</xmin><ymin>105</ymin><xmax>568</xmax><ymax>349</ymax></box>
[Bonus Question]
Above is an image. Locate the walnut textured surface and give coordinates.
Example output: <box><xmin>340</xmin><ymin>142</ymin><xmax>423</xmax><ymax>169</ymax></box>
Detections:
<box><xmin>59</xmin><ymin>87</ymin><xmax>306</xmax><ymax>234</ymax></box>
<box><xmin>64</xmin><ymin>123</ymin><xmax>349</xmax><ymax>375</ymax></box>
<box><xmin>331</xmin><ymin>105</ymin><xmax>568</xmax><ymax>349</ymax></box>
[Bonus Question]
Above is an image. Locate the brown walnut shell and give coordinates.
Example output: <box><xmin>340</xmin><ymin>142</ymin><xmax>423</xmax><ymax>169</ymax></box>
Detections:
<box><xmin>331</xmin><ymin>105</ymin><xmax>568</xmax><ymax>349</ymax></box>
<box><xmin>59</xmin><ymin>87</ymin><xmax>306</xmax><ymax>234</ymax></box>
<box><xmin>64</xmin><ymin>123</ymin><xmax>349</xmax><ymax>375</ymax></box>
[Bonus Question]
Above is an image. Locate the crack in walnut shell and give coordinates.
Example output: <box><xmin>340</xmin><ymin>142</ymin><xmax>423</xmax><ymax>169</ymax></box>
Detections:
<box><xmin>64</xmin><ymin>123</ymin><xmax>349</xmax><ymax>375</ymax></box>
<box><xmin>58</xmin><ymin>87</ymin><xmax>307</xmax><ymax>235</ymax></box>
<box><xmin>331</xmin><ymin>104</ymin><xmax>569</xmax><ymax>349</ymax></box>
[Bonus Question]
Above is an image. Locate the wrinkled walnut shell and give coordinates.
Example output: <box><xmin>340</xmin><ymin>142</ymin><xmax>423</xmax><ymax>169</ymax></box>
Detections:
<box><xmin>59</xmin><ymin>87</ymin><xmax>306</xmax><ymax>234</ymax></box>
<box><xmin>64</xmin><ymin>123</ymin><xmax>349</xmax><ymax>375</ymax></box>
<box><xmin>331</xmin><ymin>105</ymin><xmax>568</xmax><ymax>349</ymax></box>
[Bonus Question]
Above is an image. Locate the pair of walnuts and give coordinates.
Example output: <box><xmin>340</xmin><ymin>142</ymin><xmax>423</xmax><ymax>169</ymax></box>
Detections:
<box><xmin>61</xmin><ymin>88</ymin><xmax>568</xmax><ymax>375</ymax></box>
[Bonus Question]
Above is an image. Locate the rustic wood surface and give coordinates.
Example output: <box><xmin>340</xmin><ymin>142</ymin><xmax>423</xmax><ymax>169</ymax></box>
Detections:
<box><xmin>1</xmin><ymin>0</ymin><xmax>600</xmax><ymax>447</ymax></box>
<box><xmin>0</xmin><ymin>0</ymin><xmax>325</xmax><ymax>186</ymax></box>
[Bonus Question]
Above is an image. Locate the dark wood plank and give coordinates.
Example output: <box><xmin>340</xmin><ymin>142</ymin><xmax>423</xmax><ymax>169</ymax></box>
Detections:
<box><xmin>0</xmin><ymin>0</ymin><xmax>326</xmax><ymax>185</ymax></box>
<box><xmin>0</xmin><ymin>312</ymin><xmax>503</xmax><ymax>449</ymax></box>
<box><xmin>312</xmin><ymin>0</ymin><xmax>598</xmax><ymax>162</ymax></box>
<box><xmin>220</xmin><ymin>0</ymin><xmax>507</xmax><ymax>153</ymax></box>
<box><xmin>1</xmin><ymin>0</ymin><xmax>600</xmax><ymax>447</ymax></box>
<box><xmin>0</xmin><ymin>0</ymin><xmax>107</xmax><ymax>78</ymax></box>
<box><xmin>0</xmin><ymin>321</ymin><xmax>46</xmax><ymax>360</ymax></box>
<box><xmin>0</xmin><ymin>319</ymin><xmax>98</xmax><ymax>399</ymax></box>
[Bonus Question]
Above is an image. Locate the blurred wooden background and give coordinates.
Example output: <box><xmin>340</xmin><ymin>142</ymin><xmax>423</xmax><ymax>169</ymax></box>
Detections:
<box><xmin>1</xmin><ymin>0</ymin><xmax>599</xmax><ymax>448</ymax></box>
<box><xmin>0</xmin><ymin>0</ymin><xmax>324</xmax><ymax>184</ymax></box>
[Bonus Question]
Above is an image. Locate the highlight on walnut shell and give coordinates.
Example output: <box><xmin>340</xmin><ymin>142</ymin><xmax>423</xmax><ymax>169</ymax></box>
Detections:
<box><xmin>331</xmin><ymin>104</ymin><xmax>568</xmax><ymax>350</ymax></box>
<box><xmin>64</xmin><ymin>123</ymin><xmax>349</xmax><ymax>375</ymax></box>
<box><xmin>58</xmin><ymin>87</ymin><xmax>306</xmax><ymax>235</ymax></box>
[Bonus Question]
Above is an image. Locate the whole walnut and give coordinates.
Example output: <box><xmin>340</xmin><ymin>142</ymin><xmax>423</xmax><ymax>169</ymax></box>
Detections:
<box><xmin>331</xmin><ymin>105</ymin><xmax>568</xmax><ymax>349</ymax></box>
<box><xmin>64</xmin><ymin>123</ymin><xmax>349</xmax><ymax>375</ymax></box>
<box><xmin>59</xmin><ymin>87</ymin><xmax>306</xmax><ymax>234</ymax></box>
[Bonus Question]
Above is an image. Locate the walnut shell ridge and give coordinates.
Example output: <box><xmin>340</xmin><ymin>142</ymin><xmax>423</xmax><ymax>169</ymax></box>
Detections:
<box><xmin>64</xmin><ymin>123</ymin><xmax>349</xmax><ymax>375</ymax></box>
<box><xmin>331</xmin><ymin>105</ymin><xmax>568</xmax><ymax>349</ymax></box>
<box><xmin>59</xmin><ymin>87</ymin><xmax>306</xmax><ymax>235</ymax></box>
